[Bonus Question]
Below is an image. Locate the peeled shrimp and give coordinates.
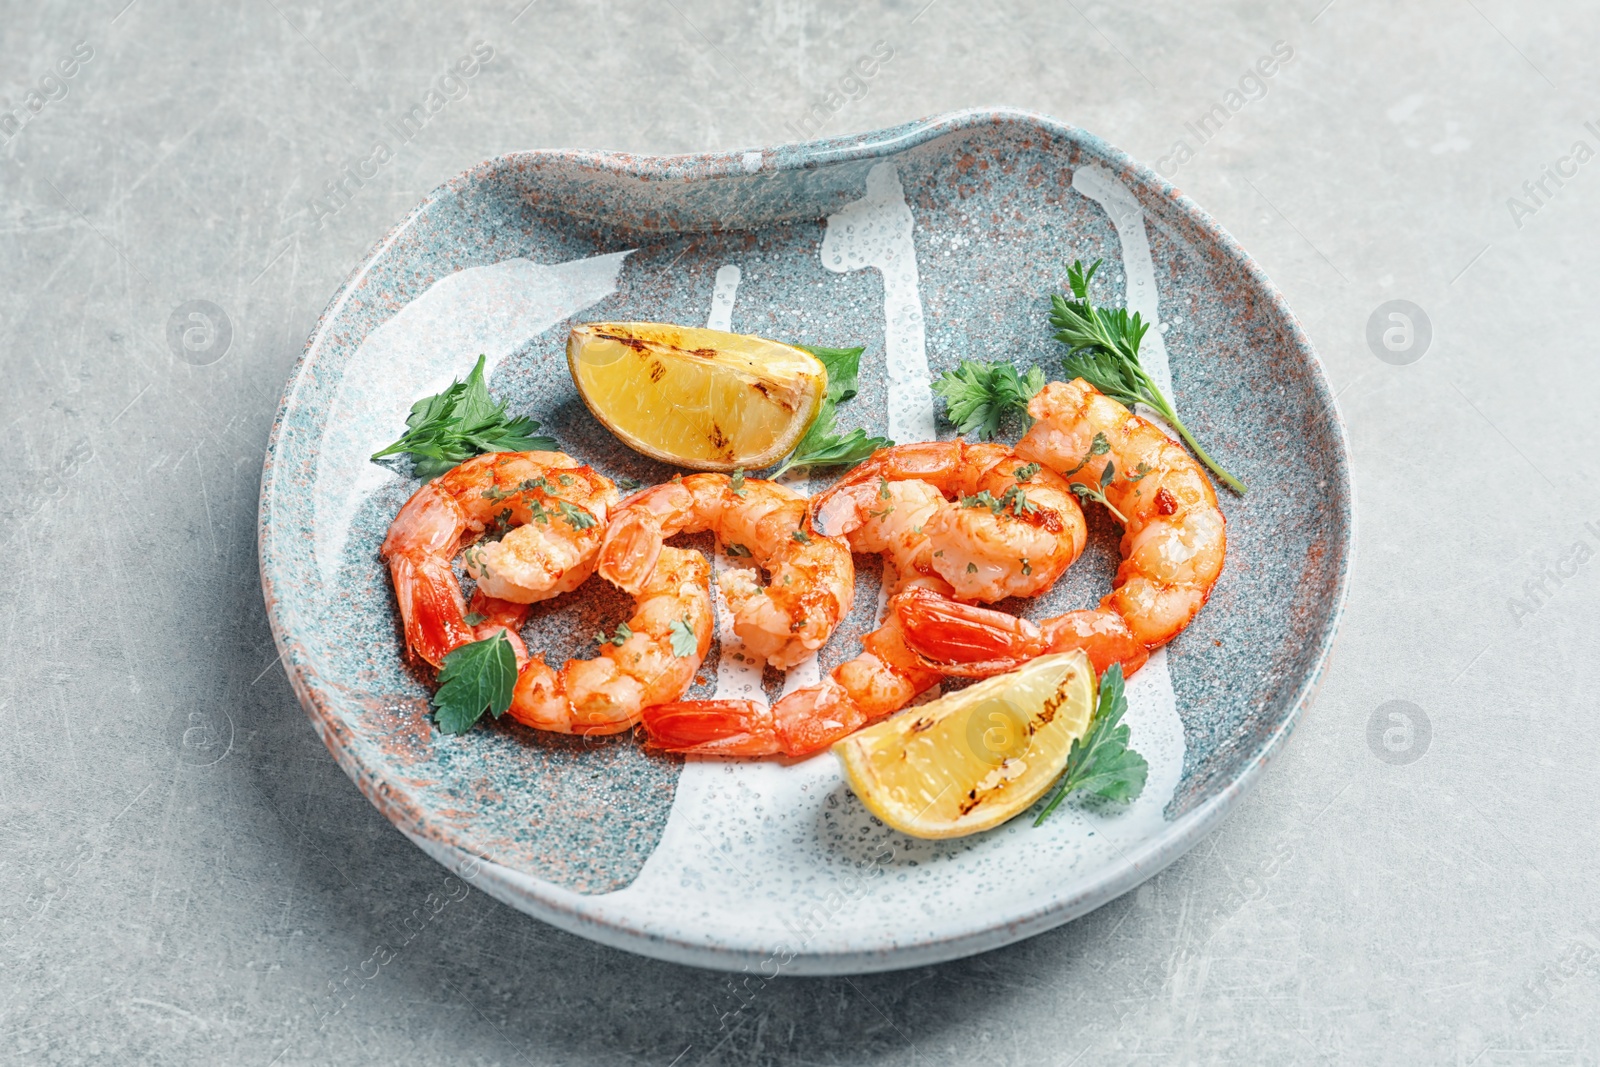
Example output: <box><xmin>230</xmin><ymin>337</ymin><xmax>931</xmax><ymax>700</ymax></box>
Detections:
<box><xmin>644</xmin><ymin>588</ymin><xmax>942</xmax><ymax>757</ymax></box>
<box><xmin>1014</xmin><ymin>378</ymin><xmax>1226</xmax><ymax>648</ymax></box>
<box><xmin>904</xmin><ymin>379</ymin><xmax>1227</xmax><ymax>681</ymax></box>
<box><xmin>597</xmin><ymin>474</ymin><xmax>853</xmax><ymax>670</ymax></box>
<box><xmin>643</xmin><ymin>380</ymin><xmax>1226</xmax><ymax>758</ymax></box>
<box><xmin>507</xmin><ymin>546</ymin><xmax>713</xmax><ymax>735</ymax></box>
<box><xmin>381</xmin><ymin>451</ymin><xmax>620</xmax><ymax>667</ymax></box>
<box><xmin>809</xmin><ymin>440</ymin><xmax>1087</xmax><ymax>602</ymax></box>
<box><xmin>640</xmin><ymin>443</ymin><xmax>1088</xmax><ymax>758</ymax></box>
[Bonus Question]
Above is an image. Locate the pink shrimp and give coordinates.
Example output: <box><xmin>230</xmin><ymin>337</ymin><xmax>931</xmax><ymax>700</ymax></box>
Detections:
<box><xmin>380</xmin><ymin>451</ymin><xmax>619</xmax><ymax>668</ymax></box>
<box><xmin>903</xmin><ymin>378</ymin><xmax>1227</xmax><ymax>680</ymax></box>
<box><xmin>641</xmin><ymin>443</ymin><xmax>1090</xmax><ymax>758</ymax></box>
<box><xmin>643</xmin><ymin>589</ymin><xmax>942</xmax><ymax>757</ymax></box>
<box><xmin>809</xmin><ymin>439</ymin><xmax>1087</xmax><ymax>602</ymax></box>
<box><xmin>597</xmin><ymin>473</ymin><xmax>854</xmax><ymax>670</ymax></box>
<box><xmin>1014</xmin><ymin>379</ymin><xmax>1227</xmax><ymax>649</ymax></box>
<box><xmin>506</xmin><ymin>546</ymin><xmax>714</xmax><ymax>735</ymax></box>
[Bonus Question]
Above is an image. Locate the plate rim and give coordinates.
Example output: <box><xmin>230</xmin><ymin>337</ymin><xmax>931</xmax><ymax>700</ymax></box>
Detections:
<box><xmin>258</xmin><ymin>105</ymin><xmax>1354</xmax><ymax>974</ymax></box>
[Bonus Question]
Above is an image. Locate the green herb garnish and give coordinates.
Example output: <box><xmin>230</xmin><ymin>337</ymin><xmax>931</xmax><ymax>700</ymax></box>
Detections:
<box><xmin>771</xmin><ymin>402</ymin><xmax>891</xmax><ymax>477</ymax></box>
<box><xmin>796</xmin><ymin>344</ymin><xmax>865</xmax><ymax>404</ymax></box>
<box><xmin>668</xmin><ymin>617</ymin><xmax>698</xmax><ymax>658</ymax></box>
<box><xmin>1069</xmin><ymin>459</ymin><xmax>1129</xmax><ymax>524</ymax></box>
<box><xmin>725</xmin><ymin>543</ymin><xmax>753</xmax><ymax>558</ymax></box>
<box><xmin>431</xmin><ymin>633</ymin><xmax>517</xmax><ymax>735</ymax></box>
<box><xmin>372</xmin><ymin>355</ymin><xmax>554</xmax><ymax>478</ymax></box>
<box><xmin>1034</xmin><ymin>663</ymin><xmax>1147</xmax><ymax>824</ymax></box>
<box><xmin>1052</xmin><ymin>260</ymin><xmax>1244</xmax><ymax>494</ymax></box>
<box><xmin>556</xmin><ymin>500</ymin><xmax>597</xmax><ymax>529</ymax></box>
<box><xmin>931</xmin><ymin>360</ymin><xmax>1047</xmax><ymax>439</ymax></box>
<box><xmin>959</xmin><ymin>485</ymin><xmax>1036</xmax><ymax>518</ymax></box>
<box><xmin>770</xmin><ymin>344</ymin><xmax>891</xmax><ymax>477</ymax></box>
<box><xmin>596</xmin><ymin>622</ymin><xmax>633</xmax><ymax>647</ymax></box>
<box><xmin>1063</xmin><ymin>432</ymin><xmax>1111</xmax><ymax>477</ymax></box>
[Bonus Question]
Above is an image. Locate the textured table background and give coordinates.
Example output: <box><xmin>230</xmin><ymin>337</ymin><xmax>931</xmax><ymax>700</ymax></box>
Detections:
<box><xmin>5</xmin><ymin>0</ymin><xmax>1599</xmax><ymax>1063</ymax></box>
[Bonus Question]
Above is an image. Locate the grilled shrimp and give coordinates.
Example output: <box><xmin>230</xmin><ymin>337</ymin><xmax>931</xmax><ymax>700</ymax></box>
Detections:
<box><xmin>1014</xmin><ymin>378</ymin><xmax>1226</xmax><ymax>648</ymax></box>
<box><xmin>507</xmin><ymin>546</ymin><xmax>713</xmax><ymax>735</ymax></box>
<box><xmin>810</xmin><ymin>440</ymin><xmax>1087</xmax><ymax>602</ymax></box>
<box><xmin>597</xmin><ymin>474</ymin><xmax>853</xmax><ymax>670</ymax></box>
<box><xmin>380</xmin><ymin>451</ymin><xmax>619</xmax><ymax>668</ymax></box>
<box><xmin>643</xmin><ymin>588</ymin><xmax>943</xmax><ymax>757</ymax></box>
<box><xmin>640</xmin><ymin>443</ymin><xmax>1089</xmax><ymax>758</ymax></box>
<box><xmin>904</xmin><ymin>379</ymin><xmax>1227</xmax><ymax>679</ymax></box>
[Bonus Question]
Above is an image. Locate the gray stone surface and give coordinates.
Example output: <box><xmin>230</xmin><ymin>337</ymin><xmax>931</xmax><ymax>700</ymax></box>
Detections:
<box><xmin>3</xmin><ymin>0</ymin><xmax>1597</xmax><ymax>1062</ymax></box>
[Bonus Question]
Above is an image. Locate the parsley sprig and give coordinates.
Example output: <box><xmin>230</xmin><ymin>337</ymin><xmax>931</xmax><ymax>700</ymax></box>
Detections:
<box><xmin>373</xmin><ymin>355</ymin><xmax>554</xmax><ymax>479</ymax></box>
<box><xmin>1052</xmin><ymin>260</ymin><xmax>1245</xmax><ymax>495</ymax></box>
<box><xmin>960</xmin><ymin>485</ymin><xmax>1037</xmax><ymax>518</ymax></box>
<box><xmin>1069</xmin><ymin>460</ymin><xmax>1129</xmax><ymax>525</ymax></box>
<box><xmin>931</xmin><ymin>360</ymin><xmax>1047</xmax><ymax>439</ymax></box>
<box><xmin>770</xmin><ymin>344</ymin><xmax>892</xmax><ymax>476</ymax></box>
<box><xmin>1034</xmin><ymin>663</ymin><xmax>1148</xmax><ymax>824</ymax></box>
<box><xmin>431</xmin><ymin>632</ymin><xmax>518</xmax><ymax>736</ymax></box>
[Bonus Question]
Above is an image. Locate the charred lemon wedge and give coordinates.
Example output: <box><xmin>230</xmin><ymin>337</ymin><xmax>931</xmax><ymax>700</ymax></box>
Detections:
<box><xmin>568</xmin><ymin>322</ymin><xmax>828</xmax><ymax>472</ymax></box>
<box><xmin>833</xmin><ymin>652</ymin><xmax>1097</xmax><ymax>839</ymax></box>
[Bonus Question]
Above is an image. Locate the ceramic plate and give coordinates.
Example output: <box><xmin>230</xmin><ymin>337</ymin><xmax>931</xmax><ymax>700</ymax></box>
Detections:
<box><xmin>258</xmin><ymin>108</ymin><xmax>1352</xmax><ymax>974</ymax></box>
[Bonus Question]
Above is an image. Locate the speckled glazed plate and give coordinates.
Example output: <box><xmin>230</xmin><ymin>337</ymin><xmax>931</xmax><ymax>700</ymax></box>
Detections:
<box><xmin>258</xmin><ymin>108</ymin><xmax>1352</xmax><ymax>974</ymax></box>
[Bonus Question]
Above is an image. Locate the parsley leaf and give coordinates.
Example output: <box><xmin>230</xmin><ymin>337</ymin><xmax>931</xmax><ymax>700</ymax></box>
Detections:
<box><xmin>770</xmin><ymin>402</ymin><xmax>891</xmax><ymax>477</ymax></box>
<box><xmin>596</xmin><ymin>621</ymin><xmax>633</xmax><ymax>647</ymax></box>
<box><xmin>960</xmin><ymin>485</ymin><xmax>1036</xmax><ymax>517</ymax></box>
<box><xmin>1069</xmin><ymin>458</ymin><xmax>1130</xmax><ymax>524</ymax></box>
<box><xmin>556</xmin><ymin>500</ymin><xmax>597</xmax><ymax>529</ymax></box>
<box><xmin>431</xmin><ymin>633</ymin><xmax>517</xmax><ymax>736</ymax></box>
<box><xmin>768</xmin><ymin>343</ymin><xmax>889</xmax><ymax>477</ymax></box>
<box><xmin>1034</xmin><ymin>663</ymin><xmax>1148</xmax><ymax>824</ymax></box>
<box><xmin>668</xmin><ymin>616</ymin><xmax>698</xmax><ymax>658</ymax></box>
<box><xmin>1052</xmin><ymin>260</ymin><xmax>1244</xmax><ymax>494</ymax></box>
<box><xmin>795</xmin><ymin>345</ymin><xmax>865</xmax><ymax>404</ymax></box>
<box><xmin>725</xmin><ymin>542</ymin><xmax>753</xmax><ymax>558</ymax></box>
<box><xmin>372</xmin><ymin>355</ymin><xmax>555</xmax><ymax>479</ymax></box>
<box><xmin>730</xmin><ymin>468</ymin><xmax>747</xmax><ymax>497</ymax></box>
<box><xmin>931</xmin><ymin>360</ymin><xmax>1047</xmax><ymax>440</ymax></box>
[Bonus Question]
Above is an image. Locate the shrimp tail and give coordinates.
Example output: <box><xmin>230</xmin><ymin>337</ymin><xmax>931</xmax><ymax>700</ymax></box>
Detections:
<box><xmin>892</xmin><ymin>590</ymin><xmax>1046</xmax><ymax>677</ymax></box>
<box><xmin>643</xmin><ymin>700</ymin><xmax>782</xmax><ymax>756</ymax></box>
<box><xmin>388</xmin><ymin>554</ymin><xmax>475</xmax><ymax>668</ymax></box>
<box><xmin>596</xmin><ymin>509</ymin><xmax>666</xmax><ymax>595</ymax></box>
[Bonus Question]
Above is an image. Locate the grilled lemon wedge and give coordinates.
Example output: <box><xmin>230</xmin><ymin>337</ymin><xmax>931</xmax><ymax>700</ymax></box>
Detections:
<box><xmin>568</xmin><ymin>322</ymin><xmax>828</xmax><ymax>472</ymax></box>
<box><xmin>833</xmin><ymin>652</ymin><xmax>1097</xmax><ymax>839</ymax></box>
